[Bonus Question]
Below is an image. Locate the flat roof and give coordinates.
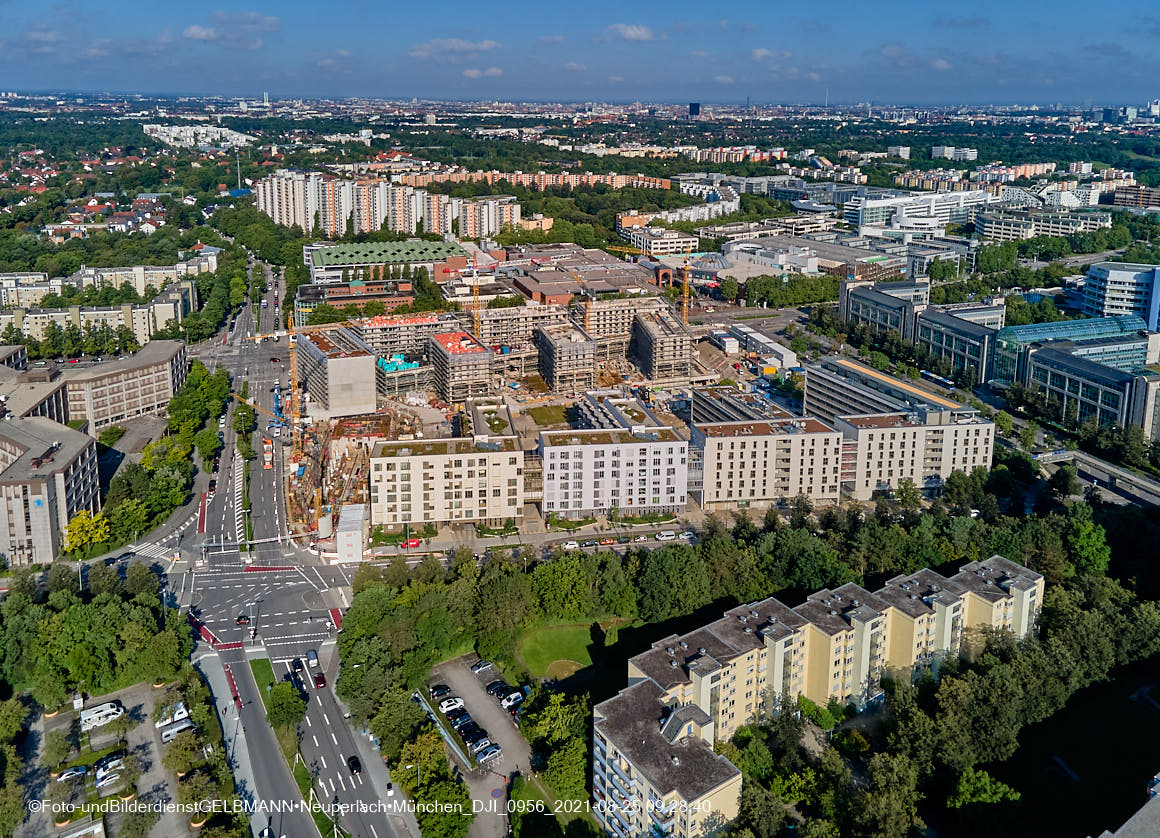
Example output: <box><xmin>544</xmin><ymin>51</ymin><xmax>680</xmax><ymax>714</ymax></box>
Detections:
<box><xmin>695</xmin><ymin>418</ymin><xmax>836</xmax><ymax>436</ymax></box>
<box><xmin>58</xmin><ymin>340</ymin><xmax>184</xmax><ymax>382</ymax></box>
<box><xmin>541</xmin><ymin>426</ymin><xmax>683</xmax><ymax>446</ymax></box>
<box><xmin>302</xmin><ymin>330</ymin><xmax>373</xmax><ymax>359</ymax></box>
<box><xmin>359</xmin><ymin>314</ymin><xmax>447</xmax><ymax>328</ymax></box>
<box><xmin>0</xmin><ymin>416</ymin><xmax>93</xmax><ymax>483</ymax></box>
<box><xmin>431</xmin><ymin>332</ymin><xmax>488</xmax><ymax>355</ymax></box>
<box><xmin>821</xmin><ymin>357</ymin><xmax>964</xmax><ymax>410</ymax></box>
<box><xmin>311</xmin><ymin>241</ymin><xmax>467</xmax><ymax>266</ymax></box>
<box><xmin>838</xmin><ymin>412</ymin><xmax>924</xmax><ymax>429</ymax></box>
<box><xmin>371</xmin><ymin>436</ymin><xmax>519</xmax><ymax>457</ymax></box>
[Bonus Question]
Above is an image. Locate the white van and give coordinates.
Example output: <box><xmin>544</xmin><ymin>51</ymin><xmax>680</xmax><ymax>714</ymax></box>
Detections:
<box><xmin>160</xmin><ymin>719</ymin><xmax>196</xmax><ymax>743</ymax></box>
<box><xmin>154</xmin><ymin>701</ymin><xmax>189</xmax><ymax>729</ymax></box>
<box><xmin>655</xmin><ymin>531</ymin><xmax>677</xmax><ymax>542</ymax></box>
<box><xmin>79</xmin><ymin>702</ymin><xmax>124</xmax><ymax>732</ymax></box>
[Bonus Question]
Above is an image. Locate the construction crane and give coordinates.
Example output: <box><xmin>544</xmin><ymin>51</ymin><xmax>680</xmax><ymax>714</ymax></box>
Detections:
<box><xmin>681</xmin><ymin>246</ymin><xmax>694</xmax><ymax>325</ymax></box>
<box><xmin>470</xmin><ymin>251</ymin><xmax>482</xmax><ymax>339</ymax></box>
<box><xmin>605</xmin><ymin>244</ymin><xmax>646</xmax><ymax>258</ymax></box>
<box><xmin>564</xmin><ymin>267</ymin><xmax>594</xmax><ymax>333</ymax></box>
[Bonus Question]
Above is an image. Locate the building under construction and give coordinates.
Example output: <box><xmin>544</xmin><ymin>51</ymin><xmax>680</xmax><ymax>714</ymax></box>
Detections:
<box><xmin>473</xmin><ymin>303</ymin><xmax>567</xmax><ymax>346</ymax></box>
<box><xmin>573</xmin><ymin>295</ymin><xmax>668</xmax><ymax>359</ymax></box>
<box><xmin>429</xmin><ymin>331</ymin><xmax>491</xmax><ymax>403</ymax></box>
<box><xmin>351</xmin><ymin>313</ymin><xmax>460</xmax><ymax>359</ymax></box>
<box><xmin>296</xmin><ymin>328</ymin><xmax>378</xmax><ymax>419</ymax></box>
<box><xmin>633</xmin><ymin>309</ymin><xmax>694</xmax><ymax>381</ymax></box>
<box><xmin>535</xmin><ymin>322</ymin><xmax>598</xmax><ymax>392</ymax></box>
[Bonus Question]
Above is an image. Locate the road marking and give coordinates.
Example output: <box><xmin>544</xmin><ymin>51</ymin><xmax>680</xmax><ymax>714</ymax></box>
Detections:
<box><xmin>313</xmin><ymin>735</ymin><xmax>319</xmax><ymax>747</ymax></box>
<box><xmin>319</xmin><ymin>756</ymin><xmax>326</xmax><ymax>769</ymax></box>
<box><xmin>304</xmin><ymin>715</ymin><xmax>311</xmax><ymax>728</ymax></box>
<box><xmin>336</xmin><ymin>774</ymin><xmax>346</xmax><ymax>791</ymax></box>
<box><xmin>330</xmin><ymin>732</ymin><xmax>338</xmax><ymax>745</ymax></box>
<box><xmin>370</xmin><ymin>826</ymin><xmax>378</xmax><ymax>838</ymax></box>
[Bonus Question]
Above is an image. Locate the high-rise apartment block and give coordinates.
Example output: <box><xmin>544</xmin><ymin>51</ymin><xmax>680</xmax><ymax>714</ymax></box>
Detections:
<box><xmin>594</xmin><ymin>556</ymin><xmax>1043</xmax><ymax>838</ymax></box>
<box><xmin>256</xmin><ymin>169</ymin><xmax>520</xmax><ymax>238</ymax></box>
<box><xmin>930</xmin><ymin>146</ymin><xmax>978</xmax><ymax>161</ymax></box>
<box><xmin>1084</xmin><ymin>262</ymin><xmax>1160</xmax><ymax>331</ymax></box>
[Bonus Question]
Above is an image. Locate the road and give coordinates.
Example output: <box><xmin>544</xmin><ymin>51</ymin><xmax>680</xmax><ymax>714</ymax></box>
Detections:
<box><xmin>172</xmin><ymin>257</ymin><xmax>408</xmax><ymax>838</ymax></box>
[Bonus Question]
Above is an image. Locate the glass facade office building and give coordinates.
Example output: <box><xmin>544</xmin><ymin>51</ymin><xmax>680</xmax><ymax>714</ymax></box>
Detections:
<box><xmin>993</xmin><ymin>316</ymin><xmax>1148</xmax><ymax>385</ymax></box>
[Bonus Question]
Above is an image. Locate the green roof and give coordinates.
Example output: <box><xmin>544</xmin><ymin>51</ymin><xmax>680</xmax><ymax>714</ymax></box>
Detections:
<box><xmin>313</xmin><ymin>241</ymin><xmax>468</xmax><ymax>266</ymax></box>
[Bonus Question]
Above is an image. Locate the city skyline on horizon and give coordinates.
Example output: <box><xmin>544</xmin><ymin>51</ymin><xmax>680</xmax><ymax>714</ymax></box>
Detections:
<box><xmin>3</xmin><ymin>1</ymin><xmax>1160</xmax><ymax>104</ymax></box>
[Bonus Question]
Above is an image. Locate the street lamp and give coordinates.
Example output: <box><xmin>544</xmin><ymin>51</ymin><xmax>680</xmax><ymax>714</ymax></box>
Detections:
<box><xmin>405</xmin><ymin>762</ymin><xmax>420</xmax><ymax>786</ymax></box>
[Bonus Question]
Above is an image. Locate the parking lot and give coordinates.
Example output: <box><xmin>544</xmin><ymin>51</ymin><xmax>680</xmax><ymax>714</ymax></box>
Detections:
<box><xmin>430</xmin><ymin>657</ymin><xmax>535</xmax><ymax>838</ymax></box>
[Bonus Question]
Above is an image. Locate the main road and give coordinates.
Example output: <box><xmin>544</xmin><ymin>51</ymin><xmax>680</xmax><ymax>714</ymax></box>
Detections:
<box><xmin>175</xmin><ymin>258</ymin><xmax>408</xmax><ymax>838</ymax></box>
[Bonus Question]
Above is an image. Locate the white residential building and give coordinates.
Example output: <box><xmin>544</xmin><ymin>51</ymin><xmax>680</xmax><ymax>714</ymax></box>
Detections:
<box><xmin>539</xmin><ymin>427</ymin><xmax>688</xmax><ymax>519</ymax></box>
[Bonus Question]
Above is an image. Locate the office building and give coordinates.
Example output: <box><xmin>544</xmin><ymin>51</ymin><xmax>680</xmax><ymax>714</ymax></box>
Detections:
<box><xmin>429</xmin><ymin>332</ymin><xmax>491</xmax><ymax>403</ymax></box>
<box><xmin>539</xmin><ymin>426</ymin><xmax>688</xmax><ymax>519</ymax></box>
<box><xmin>0</xmin><ymin>417</ymin><xmax>100</xmax><ymax>565</ymax></box>
<box><xmin>632</xmin><ymin>310</ymin><xmax>693</xmax><ymax>380</ymax></box>
<box><xmin>368</xmin><ymin>435</ymin><xmax>524</xmax><ymax>530</ymax></box>
<box><xmin>914</xmin><ymin>309</ymin><xmax>998</xmax><ymax>383</ymax></box>
<box><xmin>992</xmin><ymin>316</ymin><xmax>1153</xmax><ymax>385</ymax></box>
<box><xmin>293</xmin><ymin>279</ymin><xmax>415</xmax><ymax>325</ymax></box>
<box><xmin>1112</xmin><ymin>185</ymin><xmax>1160</xmax><ymax>209</ymax></box>
<box><xmin>726</xmin><ymin>236</ymin><xmax>908</xmax><ymax>282</ymax></box>
<box><xmin>594</xmin><ymin>556</ymin><xmax>1043</xmax><ymax>838</ymax></box>
<box><xmin>688</xmin><ymin>102</ymin><xmax>700</xmax><ymax>118</ymax></box>
<box><xmin>690</xmin><ymin>418</ymin><xmax>843</xmax><ymax>510</ymax></box>
<box><xmin>0</xmin><ymin>366</ymin><xmax>68</xmax><ymax>425</ymax></box>
<box><xmin>0</xmin><ymin>345</ymin><xmax>27</xmax><ymax>370</ymax></box>
<box><xmin>297</xmin><ymin>328</ymin><xmax>378</xmax><ymax>419</ymax></box>
<box><xmin>59</xmin><ymin>340</ymin><xmax>188</xmax><ymax>431</ymax></box>
<box><xmin>887</xmin><ymin>146</ymin><xmax>911</xmax><ymax>160</ymax></box>
<box><xmin>303</xmin><ymin>241</ymin><xmax>469</xmax><ymax>284</ymax></box>
<box><xmin>621</xmin><ymin>226</ymin><xmax>699</xmax><ymax>256</ymax></box>
<box><xmin>833</xmin><ymin>410</ymin><xmax>995</xmax><ymax>500</ymax></box>
<box><xmin>535</xmin><ymin>323</ymin><xmax>597</xmax><ymax>392</ymax></box>
<box><xmin>840</xmin><ymin>280</ymin><xmax>930</xmax><ymax>340</ymax></box>
<box><xmin>844</xmin><ymin>190</ymin><xmax>997</xmax><ymax>233</ymax></box>
<box><xmin>1024</xmin><ymin>348</ymin><xmax>1160</xmax><ymax>435</ymax></box>
<box><xmin>975</xmin><ymin>208</ymin><xmax>1112</xmax><ymax>242</ymax></box>
<box><xmin>1083</xmin><ymin>262</ymin><xmax>1160</xmax><ymax>330</ymax></box>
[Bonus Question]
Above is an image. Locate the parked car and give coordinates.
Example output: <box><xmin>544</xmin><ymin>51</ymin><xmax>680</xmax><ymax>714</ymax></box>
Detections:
<box><xmin>617</xmin><ymin>536</ymin><xmax>631</xmax><ymax>544</ymax></box>
<box><xmin>307</xmin><ymin>650</ymin><xmax>319</xmax><ymax>668</ymax></box>
<box><xmin>470</xmin><ymin>660</ymin><xmax>493</xmax><ymax>674</ymax></box>
<box><xmin>347</xmin><ymin>756</ymin><xmax>362</xmax><ymax>775</ymax></box>
<box><xmin>94</xmin><ymin>751</ymin><xmax>126</xmax><ymax>773</ymax></box>
<box><xmin>429</xmin><ymin>684</ymin><xmax>452</xmax><ymax>699</ymax></box>
<box><xmin>313</xmin><ymin>672</ymin><xmax>327</xmax><ymax>689</ymax></box>
<box><xmin>471</xmin><ymin>738</ymin><xmax>493</xmax><ymax>754</ymax></box>
<box><xmin>154</xmin><ymin>701</ymin><xmax>189</xmax><ymax>728</ymax></box>
<box><xmin>633</xmin><ymin>535</ymin><xmax>649</xmax><ymax>542</ymax></box>
<box><xmin>401</xmin><ymin>538</ymin><xmax>421</xmax><ymax>548</ymax></box>
<box><xmin>599</xmin><ymin>538</ymin><xmax>615</xmax><ymax>545</ymax></box>
<box><xmin>477</xmin><ymin>744</ymin><xmax>503</xmax><ymax>763</ymax></box>
<box><xmin>269</xmin><ymin>357</ymin><xmax>280</xmax><ymax>363</ymax></box>
<box><xmin>562</xmin><ymin>541</ymin><xmax>580</xmax><ymax>550</ymax></box>
<box><xmin>450</xmin><ymin>714</ymin><xmax>473</xmax><ymax>730</ymax></box>
<box><xmin>292</xmin><ymin>658</ymin><xmax>305</xmax><ymax>673</ymax></box>
<box><xmin>485</xmin><ymin>681</ymin><xmax>512</xmax><ymax>697</ymax></box>
<box><xmin>679</xmin><ymin>531</ymin><xmax>695</xmax><ymax>540</ymax></box>
<box><xmin>446</xmin><ymin>708</ymin><xmax>469</xmax><ymax>725</ymax></box>
<box><xmin>94</xmin><ymin>773</ymin><xmax>120</xmax><ymax>790</ymax></box>
<box><xmin>581</xmin><ymin>540</ymin><xmax>598</xmax><ymax>548</ymax></box>
<box><xmin>655</xmin><ymin>531</ymin><xmax>677</xmax><ymax>541</ymax></box>
<box><xmin>501</xmin><ymin>691</ymin><xmax>524</xmax><ymax>709</ymax></box>
<box><xmin>439</xmin><ymin>697</ymin><xmax>464</xmax><ymax>713</ymax></box>
<box><xmin>55</xmin><ymin>765</ymin><xmax>87</xmax><ymax>782</ymax></box>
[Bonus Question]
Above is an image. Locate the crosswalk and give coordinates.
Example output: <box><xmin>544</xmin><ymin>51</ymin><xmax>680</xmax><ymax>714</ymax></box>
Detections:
<box><xmin>232</xmin><ymin>455</ymin><xmax>245</xmax><ymax>543</ymax></box>
<box><xmin>132</xmin><ymin>542</ymin><xmax>174</xmax><ymax>559</ymax></box>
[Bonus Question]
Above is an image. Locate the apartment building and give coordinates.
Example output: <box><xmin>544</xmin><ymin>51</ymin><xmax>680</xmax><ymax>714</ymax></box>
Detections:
<box><xmin>72</xmin><ymin>251</ymin><xmax>219</xmax><ymax>296</ymax></box>
<box><xmin>930</xmin><ymin>146</ymin><xmax>978</xmax><ymax>161</ymax></box>
<box><xmin>429</xmin><ymin>332</ymin><xmax>491</xmax><ymax>403</ymax></box>
<box><xmin>297</xmin><ymin>328</ymin><xmax>378</xmax><ymax>419</ymax></box>
<box><xmin>59</xmin><ymin>340</ymin><xmax>188</xmax><ymax>431</ymax></box>
<box><xmin>368</xmin><ymin>435</ymin><xmax>524</xmax><ymax>530</ymax></box>
<box><xmin>350</xmin><ymin>313</ymin><xmax>462</xmax><ymax>359</ymax></box>
<box><xmin>594</xmin><ymin>556</ymin><xmax>1043</xmax><ymax>838</ymax></box>
<box><xmin>833</xmin><ymin>411</ymin><xmax>995</xmax><ymax>499</ymax></box>
<box><xmin>632</xmin><ymin>310</ymin><xmax>693</xmax><ymax>380</ymax></box>
<box><xmin>0</xmin><ymin>345</ymin><xmax>27</xmax><ymax>370</ymax></box>
<box><xmin>0</xmin><ymin>274</ymin><xmax>68</xmax><ymax>308</ymax></box>
<box><xmin>1084</xmin><ymin>262</ymin><xmax>1160</xmax><ymax>330</ymax></box>
<box><xmin>690</xmin><ymin>418</ymin><xmax>843</xmax><ymax>510</ymax></box>
<box><xmin>975</xmin><ymin>208</ymin><xmax>1112</xmax><ymax>242</ymax></box>
<box><xmin>1112</xmin><ymin>184</ymin><xmax>1160</xmax><ymax>209</ymax></box>
<box><xmin>0</xmin><ymin>281</ymin><xmax>197</xmax><ymax>347</ymax></box>
<box><xmin>0</xmin><ymin>417</ymin><xmax>100</xmax><ymax>565</ymax></box>
<box><xmin>535</xmin><ymin>322</ymin><xmax>597</xmax><ymax>392</ymax></box>
<box><xmin>844</xmin><ymin>189</ymin><xmax>997</xmax><ymax>233</ymax></box>
<box><xmin>621</xmin><ymin>226</ymin><xmax>699</xmax><ymax>256</ymax></box>
<box><xmin>539</xmin><ymin>427</ymin><xmax>688</xmax><ymax>519</ymax></box>
<box><xmin>0</xmin><ymin>367</ymin><xmax>68</xmax><ymax>424</ymax></box>
<box><xmin>474</xmin><ymin>303</ymin><xmax>568</xmax><ymax>347</ymax></box>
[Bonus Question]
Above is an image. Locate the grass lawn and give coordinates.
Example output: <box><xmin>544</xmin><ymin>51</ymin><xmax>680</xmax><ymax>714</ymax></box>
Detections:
<box><xmin>62</xmin><ymin>743</ymin><xmax>122</xmax><ymax>771</ymax></box>
<box><xmin>250</xmin><ymin>659</ymin><xmax>276</xmax><ymax>707</ymax></box>
<box><xmin>527</xmin><ymin>404</ymin><xmax>567</xmax><ymax>426</ymax></box>
<box><xmin>519</xmin><ymin>624</ymin><xmax>598</xmax><ymax>679</ymax></box>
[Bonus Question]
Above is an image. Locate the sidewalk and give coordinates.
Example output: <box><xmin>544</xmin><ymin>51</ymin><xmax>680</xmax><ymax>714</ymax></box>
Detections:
<box><xmin>193</xmin><ymin>650</ymin><xmax>259</xmax><ymax>807</ymax></box>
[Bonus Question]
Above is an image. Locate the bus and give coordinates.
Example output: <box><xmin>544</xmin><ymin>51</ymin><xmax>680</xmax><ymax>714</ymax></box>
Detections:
<box><xmin>920</xmin><ymin>370</ymin><xmax>957</xmax><ymax>391</ymax></box>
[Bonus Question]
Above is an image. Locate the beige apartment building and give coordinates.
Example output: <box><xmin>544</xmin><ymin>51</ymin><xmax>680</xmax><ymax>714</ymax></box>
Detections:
<box><xmin>368</xmin><ymin>435</ymin><xmax>524</xmax><ymax>530</ymax></box>
<box><xmin>60</xmin><ymin>340</ymin><xmax>188</xmax><ymax>430</ymax></box>
<box><xmin>833</xmin><ymin>411</ymin><xmax>995</xmax><ymax>500</ymax></box>
<box><xmin>690</xmin><ymin>418</ymin><xmax>843</xmax><ymax>510</ymax></box>
<box><xmin>593</xmin><ymin>556</ymin><xmax>1043</xmax><ymax>838</ymax></box>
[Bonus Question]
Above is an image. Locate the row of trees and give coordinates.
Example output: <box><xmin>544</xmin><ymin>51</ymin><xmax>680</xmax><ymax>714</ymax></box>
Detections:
<box><xmin>0</xmin><ymin>320</ymin><xmax>140</xmax><ymax>361</ymax></box>
<box><xmin>152</xmin><ymin>255</ymin><xmax>248</xmax><ymax>344</ymax></box>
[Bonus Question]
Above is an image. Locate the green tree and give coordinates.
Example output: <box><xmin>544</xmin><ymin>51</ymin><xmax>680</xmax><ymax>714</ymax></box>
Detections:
<box><xmin>66</xmin><ymin>510</ymin><xmax>110</xmax><ymax>552</ymax></box>
<box><xmin>162</xmin><ymin>730</ymin><xmax>202</xmax><ymax>775</ymax></box>
<box><xmin>947</xmin><ymin>767</ymin><xmax>1020</xmax><ymax>808</ymax></box>
<box><xmin>856</xmin><ymin>752</ymin><xmax>925</xmax><ymax>838</ymax></box>
<box><xmin>43</xmin><ymin>728</ymin><xmax>72</xmax><ymax>769</ymax></box>
<box><xmin>1019</xmin><ymin>421</ymin><xmax>1039</xmax><ymax>451</ymax></box>
<box><xmin>895</xmin><ymin>478</ymin><xmax>921</xmax><ymax>511</ymax></box>
<box><xmin>994</xmin><ymin>411</ymin><xmax>1014</xmax><ymax>436</ymax></box>
<box><xmin>266</xmin><ymin>682</ymin><xmax>307</xmax><ymax>730</ymax></box>
<box><xmin>1047</xmin><ymin>464</ymin><xmax>1079</xmax><ymax>499</ymax></box>
<box><xmin>1066</xmin><ymin>503</ymin><xmax>1111</xmax><ymax>576</ymax></box>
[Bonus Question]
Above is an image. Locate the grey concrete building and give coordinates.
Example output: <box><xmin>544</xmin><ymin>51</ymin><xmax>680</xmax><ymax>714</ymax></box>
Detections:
<box><xmin>297</xmin><ymin>328</ymin><xmax>379</xmax><ymax>419</ymax></box>
<box><xmin>0</xmin><ymin>417</ymin><xmax>100</xmax><ymax>565</ymax></box>
<box><xmin>60</xmin><ymin>340</ymin><xmax>188</xmax><ymax>431</ymax></box>
<box><xmin>535</xmin><ymin>322</ymin><xmax>597</xmax><ymax>393</ymax></box>
<box><xmin>914</xmin><ymin>309</ymin><xmax>998</xmax><ymax>383</ymax></box>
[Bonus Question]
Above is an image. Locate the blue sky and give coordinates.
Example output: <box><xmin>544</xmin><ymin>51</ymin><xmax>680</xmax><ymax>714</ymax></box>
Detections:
<box><xmin>3</xmin><ymin>1</ymin><xmax>1158</xmax><ymax>104</ymax></box>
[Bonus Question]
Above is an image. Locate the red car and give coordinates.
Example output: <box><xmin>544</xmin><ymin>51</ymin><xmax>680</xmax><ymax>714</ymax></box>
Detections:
<box><xmin>401</xmin><ymin>538</ymin><xmax>421</xmax><ymax>548</ymax></box>
<box><xmin>599</xmin><ymin>538</ymin><xmax>615</xmax><ymax>546</ymax></box>
<box><xmin>68</xmin><ymin>358</ymin><xmax>80</xmax><ymax>364</ymax></box>
<box><xmin>313</xmin><ymin>672</ymin><xmax>326</xmax><ymax>689</ymax></box>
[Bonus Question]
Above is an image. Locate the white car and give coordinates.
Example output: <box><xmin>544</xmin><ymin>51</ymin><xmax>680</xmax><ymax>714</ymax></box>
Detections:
<box><xmin>678</xmin><ymin>531</ymin><xmax>695</xmax><ymax>540</ymax></box>
<box><xmin>471</xmin><ymin>738</ymin><xmax>492</xmax><ymax>754</ymax></box>
<box><xmin>655</xmin><ymin>531</ymin><xmax>677</xmax><ymax>542</ymax></box>
<box><xmin>94</xmin><ymin>773</ymin><xmax>120</xmax><ymax>790</ymax></box>
<box><xmin>438</xmin><ymin>697</ymin><xmax>464</xmax><ymax>713</ymax></box>
<box><xmin>562</xmin><ymin>541</ymin><xmax>580</xmax><ymax>550</ymax></box>
<box><xmin>477</xmin><ymin>744</ymin><xmax>503</xmax><ymax>764</ymax></box>
<box><xmin>501</xmin><ymin>691</ymin><xmax>524</xmax><ymax>709</ymax></box>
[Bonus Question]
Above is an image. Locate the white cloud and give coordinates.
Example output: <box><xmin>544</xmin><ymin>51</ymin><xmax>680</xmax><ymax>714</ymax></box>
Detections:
<box><xmin>714</xmin><ymin>75</ymin><xmax>734</xmax><ymax>84</ymax></box>
<box><xmin>752</xmin><ymin>47</ymin><xmax>791</xmax><ymax>62</ymax></box>
<box><xmin>607</xmin><ymin>23</ymin><xmax>653</xmax><ymax>42</ymax></box>
<box><xmin>931</xmin><ymin>58</ymin><xmax>952</xmax><ymax>71</ymax></box>
<box><xmin>410</xmin><ymin>37</ymin><xmax>500</xmax><ymax>62</ymax></box>
<box><xmin>563</xmin><ymin>62</ymin><xmax>586</xmax><ymax>71</ymax></box>
<box><xmin>211</xmin><ymin>11</ymin><xmax>281</xmax><ymax>32</ymax></box>
<box><xmin>183</xmin><ymin>25</ymin><xmax>217</xmax><ymax>41</ymax></box>
<box><xmin>462</xmin><ymin>66</ymin><xmax>503</xmax><ymax>78</ymax></box>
